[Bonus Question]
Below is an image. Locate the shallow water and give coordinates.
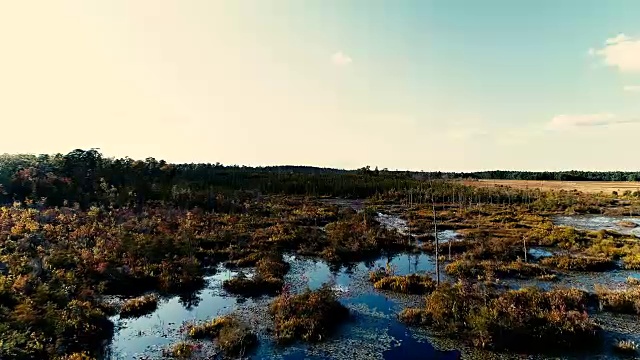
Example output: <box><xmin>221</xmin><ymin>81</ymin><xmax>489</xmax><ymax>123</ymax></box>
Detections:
<box><xmin>553</xmin><ymin>215</ymin><xmax>640</xmax><ymax>237</ymax></box>
<box><xmin>106</xmin><ymin>252</ymin><xmax>459</xmax><ymax>360</ymax></box>
<box><xmin>105</xmin><ymin>209</ymin><xmax>639</xmax><ymax>359</ymax></box>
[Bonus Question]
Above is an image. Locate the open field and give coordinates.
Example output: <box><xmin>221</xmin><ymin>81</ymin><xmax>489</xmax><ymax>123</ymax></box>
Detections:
<box><xmin>464</xmin><ymin>179</ymin><xmax>640</xmax><ymax>194</ymax></box>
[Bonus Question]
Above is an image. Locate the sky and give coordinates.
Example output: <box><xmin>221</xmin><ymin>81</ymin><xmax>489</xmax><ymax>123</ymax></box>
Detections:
<box><xmin>1</xmin><ymin>1</ymin><xmax>639</xmax><ymax>171</ymax></box>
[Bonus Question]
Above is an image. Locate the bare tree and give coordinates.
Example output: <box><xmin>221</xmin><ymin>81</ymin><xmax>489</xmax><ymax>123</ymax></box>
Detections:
<box><xmin>432</xmin><ymin>195</ymin><xmax>440</xmax><ymax>285</ymax></box>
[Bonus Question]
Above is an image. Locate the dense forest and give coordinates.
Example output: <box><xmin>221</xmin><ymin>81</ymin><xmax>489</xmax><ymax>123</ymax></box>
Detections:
<box><xmin>1</xmin><ymin>149</ymin><xmax>638</xmax><ymax>210</ymax></box>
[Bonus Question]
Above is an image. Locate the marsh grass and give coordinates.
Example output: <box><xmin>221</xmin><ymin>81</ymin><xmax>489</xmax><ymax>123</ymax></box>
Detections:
<box><xmin>186</xmin><ymin>315</ymin><xmax>257</xmax><ymax>356</ymax></box>
<box><xmin>540</xmin><ymin>255</ymin><xmax>616</xmax><ymax>272</ymax></box>
<box><xmin>445</xmin><ymin>259</ymin><xmax>552</xmax><ymax>280</ymax></box>
<box><xmin>371</xmin><ymin>273</ymin><xmax>437</xmax><ymax>295</ymax></box>
<box><xmin>222</xmin><ymin>253</ymin><xmax>290</xmax><ymax>297</ymax></box>
<box><xmin>269</xmin><ymin>284</ymin><xmax>349</xmax><ymax>344</ymax></box>
<box><xmin>120</xmin><ymin>294</ymin><xmax>159</xmax><ymax>318</ymax></box>
<box><xmin>400</xmin><ymin>282</ymin><xmax>598</xmax><ymax>351</ymax></box>
<box><xmin>595</xmin><ymin>285</ymin><xmax>640</xmax><ymax>314</ymax></box>
<box><xmin>222</xmin><ymin>273</ymin><xmax>283</xmax><ymax>297</ymax></box>
<box><xmin>163</xmin><ymin>341</ymin><xmax>198</xmax><ymax>359</ymax></box>
<box><xmin>613</xmin><ymin>339</ymin><xmax>638</xmax><ymax>356</ymax></box>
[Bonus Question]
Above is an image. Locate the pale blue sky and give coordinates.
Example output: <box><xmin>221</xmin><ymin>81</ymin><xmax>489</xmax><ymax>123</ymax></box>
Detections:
<box><xmin>1</xmin><ymin>1</ymin><xmax>639</xmax><ymax>170</ymax></box>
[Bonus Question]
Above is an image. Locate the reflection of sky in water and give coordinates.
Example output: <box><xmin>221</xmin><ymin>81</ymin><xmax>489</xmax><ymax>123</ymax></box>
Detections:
<box><xmin>291</xmin><ymin>252</ymin><xmax>437</xmax><ymax>292</ymax></box>
<box><xmin>108</xmin><ymin>211</ymin><xmax>640</xmax><ymax>359</ymax></box>
<box><xmin>107</xmin><ymin>268</ymin><xmax>254</xmax><ymax>359</ymax></box>
<box><xmin>107</xmin><ymin>250</ymin><xmax>460</xmax><ymax>360</ymax></box>
<box><xmin>553</xmin><ymin>215</ymin><xmax>640</xmax><ymax>237</ymax></box>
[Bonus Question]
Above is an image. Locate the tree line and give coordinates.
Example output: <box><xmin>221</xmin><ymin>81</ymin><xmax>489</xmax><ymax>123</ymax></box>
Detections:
<box><xmin>1</xmin><ymin>150</ymin><xmax>636</xmax><ymax>210</ymax></box>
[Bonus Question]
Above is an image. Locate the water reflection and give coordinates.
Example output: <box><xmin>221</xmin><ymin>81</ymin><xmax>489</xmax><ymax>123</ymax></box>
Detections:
<box><xmin>553</xmin><ymin>215</ymin><xmax>640</xmax><ymax>237</ymax></box>
<box><xmin>107</xmin><ymin>251</ymin><xmax>453</xmax><ymax>360</ymax></box>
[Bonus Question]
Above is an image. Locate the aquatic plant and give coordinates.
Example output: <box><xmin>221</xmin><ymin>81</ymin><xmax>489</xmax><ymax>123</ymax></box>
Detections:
<box><xmin>269</xmin><ymin>284</ymin><xmax>349</xmax><ymax>344</ymax></box>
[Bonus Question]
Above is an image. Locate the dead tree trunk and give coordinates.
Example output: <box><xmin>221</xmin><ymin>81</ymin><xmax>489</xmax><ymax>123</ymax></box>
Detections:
<box><xmin>432</xmin><ymin>196</ymin><xmax>440</xmax><ymax>285</ymax></box>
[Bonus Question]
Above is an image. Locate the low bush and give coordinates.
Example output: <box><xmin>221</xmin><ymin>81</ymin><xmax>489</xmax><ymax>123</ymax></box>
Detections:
<box><xmin>269</xmin><ymin>284</ymin><xmax>349</xmax><ymax>344</ymax></box>
<box><xmin>613</xmin><ymin>339</ymin><xmax>638</xmax><ymax>356</ymax></box>
<box><xmin>445</xmin><ymin>259</ymin><xmax>552</xmax><ymax>280</ymax></box>
<box><xmin>540</xmin><ymin>255</ymin><xmax>616</xmax><ymax>272</ymax></box>
<box><xmin>371</xmin><ymin>273</ymin><xmax>437</xmax><ymax>295</ymax></box>
<box><xmin>120</xmin><ymin>294</ymin><xmax>159</xmax><ymax>318</ymax></box>
<box><xmin>187</xmin><ymin>315</ymin><xmax>257</xmax><ymax>356</ymax></box>
<box><xmin>255</xmin><ymin>254</ymin><xmax>290</xmax><ymax>279</ymax></box>
<box><xmin>217</xmin><ymin>319</ymin><xmax>258</xmax><ymax>356</ymax></box>
<box><xmin>595</xmin><ymin>285</ymin><xmax>640</xmax><ymax>314</ymax></box>
<box><xmin>163</xmin><ymin>341</ymin><xmax>198</xmax><ymax>359</ymax></box>
<box><xmin>187</xmin><ymin>315</ymin><xmax>234</xmax><ymax>339</ymax></box>
<box><xmin>627</xmin><ymin>277</ymin><xmax>640</xmax><ymax>286</ymax></box>
<box><xmin>400</xmin><ymin>282</ymin><xmax>598</xmax><ymax>351</ymax></box>
<box><xmin>222</xmin><ymin>274</ymin><xmax>283</xmax><ymax>297</ymax></box>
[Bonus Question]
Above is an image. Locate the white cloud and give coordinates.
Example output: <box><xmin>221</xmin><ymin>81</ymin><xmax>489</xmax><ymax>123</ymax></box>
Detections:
<box><xmin>331</xmin><ymin>51</ymin><xmax>352</xmax><ymax>66</ymax></box>
<box><xmin>590</xmin><ymin>33</ymin><xmax>640</xmax><ymax>72</ymax></box>
<box><xmin>546</xmin><ymin>113</ymin><xmax>639</xmax><ymax>130</ymax></box>
<box><xmin>606</xmin><ymin>33</ymin><xmax>631</xmax><ymax>45</ymax></box>
<box><xmin>624</xmin><ymin>85</ymin><xmax>640</xmax><ymax>92</ymax></box>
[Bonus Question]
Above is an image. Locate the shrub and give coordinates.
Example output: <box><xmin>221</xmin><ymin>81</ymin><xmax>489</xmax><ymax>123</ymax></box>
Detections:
<box><xmin>540</xmin><ymin>255</ymin><xmax>616</xmax><ymax>272</ymax></box>
<box><xmin>163</xmin><ymin>341</ymin><xmax>197</xmax><ymax>359</ymax></box>
<box><xmin>398</xmin><ymin>307</ymin><xmax>427</xmax><ymax>325</ymax></box>
<box><xmin>186</xmin><ymin>315</ymin><xmax>257</xmax><ymax>356</ymax></box>
<box><xmin>217</xmin><ymin>319</ymin><xmax>258</xmax><ymax>356</ymax></box>
<box><xmin>222</xmin><ymin>274</ymin><xmax>283</xmax><ymax>297</ymax></box>
<box><xmin>120</xmin><ymin>294</ymin><xmax>158</xmax><ymax>318</ymax></box>
<box><xmin>255</xmin><ymin>254</ymin><xmax>290</xmax><ymax>279</ymax></box>
<box><xmin>371</xmin><ymin>273</ymin><xmax>436</xmax><ymax>295</ymax></box>
<box><xmin>595</xmin><ymin>285</ymin><xmax>640</xmax><ymax>314</ymax></box>
<box><xmin>401</xmin><ymin>282</ymin><xmax>599</xmax><ymax>351</ymax></box>
<box><xmin>613</xmin><ymin>339</ymin><xmax>638</xmax><ymax>355</ymax></box>
<box><xmin>187</xmin><ymin>315</ymin><xmax>234</xmax><ymax>339</ymax></box>
<box><xmin>56</xmin><ymin>353</ymin><xmax>96</xmax><ymax>360</ymax></box>
<box><xmin>445</xmin><ymin>259</ymin><xmax>552</xmax><ymax>280</ymax></box>
<box><xmin>627</xmin><ymin>277</ymin><xmax>640</xmax><ymax>286</ymax></box>
<box><xmin>269</xmin><ymin>284</ymin><xmax>349</xmax><ymax>344</ymax></box>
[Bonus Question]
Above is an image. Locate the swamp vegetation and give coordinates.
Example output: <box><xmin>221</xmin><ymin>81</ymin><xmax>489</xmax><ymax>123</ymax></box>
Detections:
<box><xmin>1</xmin><ymin>150</ymin><xmax>640</xmax><ymax>359</ymax></box>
